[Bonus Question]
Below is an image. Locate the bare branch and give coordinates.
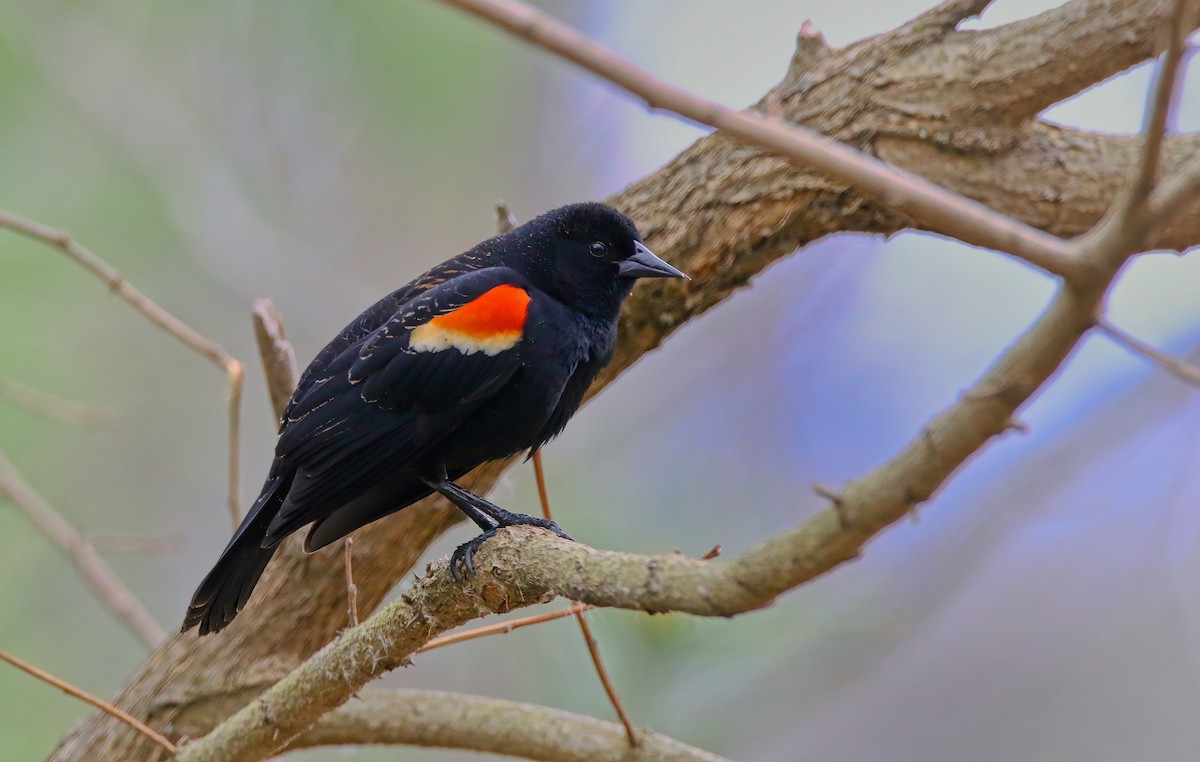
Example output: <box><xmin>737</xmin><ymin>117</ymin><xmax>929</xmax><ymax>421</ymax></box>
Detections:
<box><xmin>1096</xmin><ymin>319</ymin><xmax>1200</xmax><ymax>387</ymax></box>
<box><xmin>0</xmin><ymin>646</ymin><xmax>175</xmax><ymax>754</ymax></box>
<box><xmin>223</xmin><ymin>363</ymin><xmax>243</xmax><ymax>530</ymax></box>
<box><xmin>1075</xmin><ymin>0</ymin><xmax>1196</xmax><ymax>272</ymax></box>
<box><xmin>1127</xmin><ymin>0</ymin><xmax>1193</xmax><ymax>217</ymax></box>
<box><xmin>920</xmin><ymin>0</ymin><xmax>1200</xmax><ymax>123</ymax></box>
<box><xmin>0</xmin><ymin>208</ymin><xmax>244</xmax><ymax>528</ymax></box>
<box><xmin>418</xmin><ymin>603</ymin><xmax>590</xmax><ymax>653</ymax></box>
<box><xmin>0</xmin><ymin>377</ymin><xmax>113</xmax><ymax>428</ymax></box>
<box><xmin>250</xmin><ymin>298</ymin><xmax>299</xmax><ymax>421</ymax></box>
<box><xmin>533</xmin><ymin>451</ymin><xmax>637</xmax><ymax>747</ymax></box>
<box><xmin>1146</xmin><ymin>152</ymin><xmax>1200</xmax><ymax>236</ymax></box>
<box><xmin>294</xmin><ymin>689</ymin><xmax>729</xmax><ymax>762</ymax></box>
<box><xmin>0</xmin><ymin>450</ymin><xmax>165</xmax><ymax>649</ymax></box>
<box><xmin>88</xmin><ymin>533</ymin><xmax>185</xmax><ymax>556</ymax></box>
<box><xmin>436</xmin><ymin>0</ymin><xmax>1079</xmax><ymax>281</ymax></box>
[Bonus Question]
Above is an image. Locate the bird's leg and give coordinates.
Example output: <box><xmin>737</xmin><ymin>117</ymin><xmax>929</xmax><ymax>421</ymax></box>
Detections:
<box><xmin>420</xmin><ymin>467</ymin><xmax>572</xmax><ymax>581</ymax></box>
<box><xmin>449</xmin><ymin>496</ymin><xmax>500</xmax><ymax>534</ymax></box>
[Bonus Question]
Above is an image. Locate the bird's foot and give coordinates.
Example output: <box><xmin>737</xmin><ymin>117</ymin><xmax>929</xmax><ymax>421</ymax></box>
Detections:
<box><xmin>449</xmin><ymin>514</ymin><xmax>573</xmax><ymax>582</ymax></box>
<box><xmin>450</xmin><ymin>528</ymin><xmax>498</xmax><ymax>583</ymax></box>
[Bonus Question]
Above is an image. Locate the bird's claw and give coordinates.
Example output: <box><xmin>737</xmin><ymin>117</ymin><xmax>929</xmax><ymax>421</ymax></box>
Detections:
<box><xmin>449</xmin><ymin>515</ymin><xmax>574</xmax><ymax>583</ymax></box>
<box><xmin>450</xmin><ymin>529</ymin><xmax>496</xmax><ymax>583</ymax></box>
<box><xmin>514</xmin><ymin>515</ymin><xmax>573</xmax><ymax>542</ymax></box>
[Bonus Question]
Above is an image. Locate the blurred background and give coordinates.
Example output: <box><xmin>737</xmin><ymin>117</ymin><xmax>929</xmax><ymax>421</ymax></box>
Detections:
<box><xmin>1</xmin><ymin>1</ymin><xmax>1199</xmax><ymax>760</ymax></box>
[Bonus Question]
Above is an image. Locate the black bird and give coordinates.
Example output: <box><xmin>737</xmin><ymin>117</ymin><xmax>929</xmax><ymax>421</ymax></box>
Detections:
<box><xmin>183</xmin><ymin>203</ymin><xmax>686</xmax><ymax>634</ymax></box>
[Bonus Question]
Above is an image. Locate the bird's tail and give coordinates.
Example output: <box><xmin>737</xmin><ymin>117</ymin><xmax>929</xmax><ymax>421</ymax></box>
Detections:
<box><xmin>182</xmin><ymin>474</ymin><xmax>288</xmax><ymax>635</ymax></box>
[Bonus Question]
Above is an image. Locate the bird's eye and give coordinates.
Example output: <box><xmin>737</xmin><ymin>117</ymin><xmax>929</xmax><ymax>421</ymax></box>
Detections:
<box><xmin>589</xmin><ymin>241</ymin><xmax>608</xmax><ymax>258</ymax></box>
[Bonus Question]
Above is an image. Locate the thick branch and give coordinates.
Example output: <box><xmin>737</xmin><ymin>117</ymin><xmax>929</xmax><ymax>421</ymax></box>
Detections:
<box><xmin>292</xmin><ymin>689</ymin><xmax>729</xmax><ymax>762</ymax></box>
<box><xmin>890</xmin><ymin>0</ymin><xmax>1200</xmax><ymax>127</ymax></box>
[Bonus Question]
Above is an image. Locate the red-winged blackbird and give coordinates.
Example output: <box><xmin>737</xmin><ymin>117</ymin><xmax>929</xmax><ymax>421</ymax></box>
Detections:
<box><xmin>183</xmin><ymin>203</ymin><xmax>686</xmax><ymax>634</ymax></box>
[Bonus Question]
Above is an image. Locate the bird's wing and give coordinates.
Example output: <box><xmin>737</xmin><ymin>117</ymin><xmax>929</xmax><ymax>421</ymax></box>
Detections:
<box><xmin>278</xmin><ymin>251</ymin><xmax>495</xmax><ymax>428</ymax></box>
<box><xmin>262</xmin><ymin>267</ymin><xmax>533</xmax><ymax>544</ymax></box>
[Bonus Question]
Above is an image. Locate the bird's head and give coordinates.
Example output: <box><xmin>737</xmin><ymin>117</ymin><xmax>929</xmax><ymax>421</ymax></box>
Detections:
<box><xmin>506</xmin><ymin>202</ymin><xmax>687</xmax><ymax>317</ymax></box>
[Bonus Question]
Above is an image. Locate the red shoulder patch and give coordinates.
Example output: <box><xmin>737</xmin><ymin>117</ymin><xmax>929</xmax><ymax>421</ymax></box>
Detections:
<box><xmin>430</xmin><ymin>284</ymin><xmax>531</xmax><ymax>336</ymax></box>
<box><xmin>410</xmin><ymin>285</ymin><xmax>531</xmax><ymax>356</ymax></box>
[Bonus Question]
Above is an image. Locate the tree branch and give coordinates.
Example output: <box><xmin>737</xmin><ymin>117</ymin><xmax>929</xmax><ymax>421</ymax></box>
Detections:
<box><xmin>0</xmin><ymin>377</ymin><xmax>113</xmax><ymax>428</ymax></box>
<box><xmin>902</xmin><ymin>0</ymin><xmax>1200</xmax><ymax>126</ymax></box>
<box><xmin>0</xmin><ymin>449</ymin><xmax>165</xmax><ymax>649</ymax></box>
<box><xmin>417</xmin><ymin>602</ymin><xmax>590</xmax><ymax>653</ymax></box>
<box><xmin>291</xmin><ymin>689</ymin><xmax>730</xmax><ymax>762</ymax></box>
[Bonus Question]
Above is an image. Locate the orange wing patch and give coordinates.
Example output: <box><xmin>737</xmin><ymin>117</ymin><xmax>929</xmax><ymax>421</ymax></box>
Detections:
<box><xmin>409</xmin><ymin>285</ymin><xmax>531</xmax><ymax>356</ymax></box>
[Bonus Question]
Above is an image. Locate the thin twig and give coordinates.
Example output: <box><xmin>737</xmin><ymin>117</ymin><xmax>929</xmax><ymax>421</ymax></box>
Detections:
<box><xmin>0</xmin><ymin>377</ymin><xmax>113</xmax><ymax>428</ymax></box>
<box><xmin>0</xmin><ymin>209</ymin><xmax>244</xmax><ymax>529</ymax></box>
<box><xmin>0</xmin><ymin>449</ymin><xmax>164</xmax><ymax>648</ymax></box>
<box><xmin>0</xmin><ymin>645</ymin><xmax>176</xmax><ymax>754</ymax></box>
<box><xmin>88</xmin><ymin>532</ymin><xmax>185</xmax><ymax>556</ymax></box>
<box><xmin>532</xmin><ymin>450</ymin><xmax>638</xmax><ymax>746</ymax></box>
<box><xmin>1126</xmin><ymin>0</ymin><xmax>1192</xmax><ymax>208</ymax></box>
<box><xmin>418</xmin><ymin>602</ymin><xmax>591</xmax><ymax>653</ymax></box>
<box><xmin>1096</xmin><ymin>318</ymin><xmax>1200</xmax><ymax>387</ymax></box>
<box><xmin>344</xmin><ymin>537</ymin><xmax>359</xmax><ymax>628</ymax></box>
<box><xmin>225</xmin><ymin>361</ymin><xmax>244</xmax><ymax>529</ymax></box>
<box><xmin>439</xmin><ymin>0</ymin><xmax>1079</xmax><ymax>281</ymax></box>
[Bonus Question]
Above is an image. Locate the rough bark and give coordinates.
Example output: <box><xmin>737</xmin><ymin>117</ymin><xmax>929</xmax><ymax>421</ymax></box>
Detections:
<box><xmin>52</xmin><ymin>0</ymin><xmax>1200</xmax><ymax>758</ymax></box>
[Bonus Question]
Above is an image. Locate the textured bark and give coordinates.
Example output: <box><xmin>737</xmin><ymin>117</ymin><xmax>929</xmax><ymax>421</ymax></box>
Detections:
<box><xmin>52</xmin><ymin>0</ymin><xmax>1200</xmax><ymax>758</ymax></box>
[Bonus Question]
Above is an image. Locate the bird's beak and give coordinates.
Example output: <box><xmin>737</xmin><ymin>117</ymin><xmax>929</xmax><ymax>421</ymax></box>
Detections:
<box><xmin>617</xmin><ymin>241</ymin><xmax>689</xmax><ymax>280</ymax></box>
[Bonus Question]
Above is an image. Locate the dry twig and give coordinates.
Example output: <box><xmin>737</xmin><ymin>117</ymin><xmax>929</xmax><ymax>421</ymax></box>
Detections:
<box><xmin>0</xmin><ymin>377</ymin><xmax>113</xmax><ymax>428</ymax></box>
<box><xmin>88</xmin><ymin>533</ymin><xmax>185</xmax><ymax>556</ymax></box>
<box><xmin>418</xmin><ymin>602</ymin><xmax>591</xmax><ymax>653</ymax></box>
<box><xmin>532</xmin><ymin>451</ymin><xmax>638</xmax><ymax>747</ymax></box>
<box><xmin>0</xmin><ymin>646</ymin><xmax>175</xmax><ymax>754</ymax></box>
<box><xmin>0</xmin><ymin>449</ymin><xmax>164</xmax><ymax>648</ymax></box>
<box><xmin>1096</xmin><ymin>318</ymin><xmax>1200</xmax><ymax>387</ymax></box>
<box><xmin>0</xmin><ymin>209</ymin><xmax>245</xmax><ymax>530</ymax></box>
